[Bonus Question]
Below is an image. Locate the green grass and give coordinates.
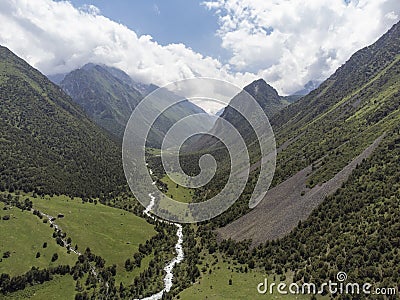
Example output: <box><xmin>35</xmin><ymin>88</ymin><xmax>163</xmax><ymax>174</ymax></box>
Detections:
<box><xmin>0</xmin><ymin>275</ymin><xmax>75</xmax><ymax>300</ymax></box>
<box><xmin>0</xmin><ymin>193</ymin><xmax>164</xmax><ymax>298</ymax></box>
<box><xmin>115</xmin><ymin>253</ymin><xmax>154</xmax><ymax>286</ymax></box>
<box><xmin>147</xmin><ymin>147</ymin><xmax>162</xmax><ymax>156</ymax></box>
<box><xmin>346</xmin><ymin>80</ymin><xmax>399</xmax><ymax>122</ymax></box>
<box><xmin>305</xmin><ymin>55</ymin><xmax>400</xmax><ymax>129</ymax></box>
<box><xmin>30</xmin><ymin>195</ymin><xmax>156</xmax><ymax>279</ymax></box>
<box><xmin>177</xmin><ymin>255</ymin><xmax>322</xmax><ymax>300</ymax></box>
<box><xmin>0</xmin><ymin>202</ymin><xmax>77</xmax><ymax>277</ymax></box>
<box><xmin>160</xmin><ymin>173</ymin><xmax>194</xmax><ymax>203</ymax></box>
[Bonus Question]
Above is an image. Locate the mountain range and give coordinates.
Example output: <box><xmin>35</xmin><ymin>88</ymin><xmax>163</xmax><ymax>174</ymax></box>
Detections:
<box><xmin>188</xmin><ymin>78</ymin><xmax>294</xmax><ymax>152</ymax></box>
<box><xmin>58</xmin><ymin>64</ymin><xmax>213</xmax><ymax>147</ymax></box>
<box><xmin>1</xmin><ymin>19</ymin><xmax>400</xmax><ymax>299</ymax></box>
<box><xmin>197</xmin><ymin>20</ymin><xmax>400</xmax><ymax>229</ymax></box>
<box><xmin>0</xmin><ymin>46</ymin><xmax>124</xmax><ymax>198</ymax></box>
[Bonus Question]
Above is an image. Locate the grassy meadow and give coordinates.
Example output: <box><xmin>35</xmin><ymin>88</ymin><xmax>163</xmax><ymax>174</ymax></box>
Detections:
<box><xmin>0</xmin><ymin>202</ymin><xmax>76</xmax><ymax>277</ymax></box>
<box><xmin>176</xmin><ymin>254</ymin><xmax>324</xmax><ymax>300</ymax></box>
<box><xmin>0</xmin><ymin>193</ymin><xmax>160</xmax><ymax>298</ymax></box>
<box><xmin>30</xmin><ymin>195</ymin><xmax>156</xmax><ymax>273</ymax></box>
<box><xmin>160</xmin><ymin>173</ymin><xmax>194</xmax><ymax>203</ymax></box>
<box><xmin>0</xmin><ymin>275</ymin><xmax>75</xmax><ymax>300</ymax></box>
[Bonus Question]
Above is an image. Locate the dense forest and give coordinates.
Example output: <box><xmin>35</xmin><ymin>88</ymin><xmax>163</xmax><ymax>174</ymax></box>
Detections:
<box><xmin>0</xmin><ymin>46</ymin><xmax>126</xmax><ymax>198</ymax></box>
<box><xmin>0</xmin><ymin>17</ymin><xmax>399</xmax><ymax>300</ymax></box>
<box><xmin>205</xmin><ymin>125</ymin><xmax>400</xmax><ymax>299</ymax></box>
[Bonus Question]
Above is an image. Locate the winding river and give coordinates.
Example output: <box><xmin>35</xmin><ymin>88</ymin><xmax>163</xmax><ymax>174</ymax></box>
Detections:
<box><xmin>35</xmin><ymin>166</ymin><xmax>184</xmax><ymax>299</ymax></box>
<box><xmin>138</xmin><ymin>178</ymin><xmax>184</xmax><ymax>300</ymax></box>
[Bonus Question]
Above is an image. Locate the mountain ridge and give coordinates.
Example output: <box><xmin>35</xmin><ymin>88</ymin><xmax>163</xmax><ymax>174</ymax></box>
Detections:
<box><xmin>0</xmin><ymin>45</ymin><xmax>125</xmax><ymax>197</ymax></box>
<box><xmin>188</xmin><ymin>78</ymin><xmax>289</xmax><ymax>152</ymax></box>
<box><xmin>59</xmin><ymin>64</ymin><xmax>213</xmax><ymax>146</ymax></box>
<box><xmin>213</xmin><ymin>20</ymin><xmax>400</xmax><ymax>239</ymax></box>
<box><xmin>60</xmin><ymin>63</ymin><xmax>143</xmax><ymax>139</ymax></box>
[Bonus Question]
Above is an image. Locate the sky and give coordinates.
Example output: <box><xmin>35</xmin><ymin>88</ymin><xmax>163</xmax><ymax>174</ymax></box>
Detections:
<box><xmin>0</xmin><ymin>0</ymin><xmax>399</xmax><ymax>113</ymax></box>
<box><xmin>64</xmin><ymin>0</ymin><xmax>226</xmax><ymax>60</ymax></box>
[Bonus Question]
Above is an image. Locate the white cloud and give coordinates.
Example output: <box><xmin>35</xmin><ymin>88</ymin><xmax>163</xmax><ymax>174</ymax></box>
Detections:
<box><xmin>80</xmin><ymin>4</ymin><xmax>101</xmax><ymax>15</ymax></box>
<box><xmin>0</xmin><ymin>0</ymin><xmax>256</xmax><ymax>111</ymax></box>
<box><xmin>203</xmin><ymin>0</ymin><xmax>400</xmax><ymax>94</ymax></box>
<box><xmin>0</xmin><ymin>0</ymin><xmax>398</xmax><ymax>108</ymax></box>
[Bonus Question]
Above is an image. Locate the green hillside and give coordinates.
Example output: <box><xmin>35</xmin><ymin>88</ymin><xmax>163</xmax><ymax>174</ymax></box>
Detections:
<box><xmin>60</xmin><ymin>64</ymin><xmax>143</xmax><ymax>139</ymax></box>
<box><xmin>248</xmin><ymin>123</ymin><xmax>400</xmax><ymax>296</ymax></box>
<box><xmin>60</xmin><ymin>64</ymin><xmax>214</xmax><ymax>147</ymax></box>
<box><xmin>269</xmin><ymin>20</ymin><xmax>400</xmax><ymax>187</ymax></box>
<box><xmin>196</xmin><ymin>20</ymin><xmax>400</xmax><ymax>299</ymax></box>
<box><xmin>0</xmin><ymin>275</ymin><xmax>76</xmax><ymax>300</ymax></box>
<box><xmin>196</xmin><ymin>21</ymin><xmax>400</xmax><ymax>228</ymax></box>
<box><xmin>0</xmin><ymin>46</ymin><xmax>125</xmax><ymax>198</ymax></box>
<box><xmin>0</xmin><ymin>192</ymin><xmax>159</xmax><ymax>298</ymax></box>
<box><xmin>0</xmin><ymin>200</ymin><xmax>76</xmax><ymax>277</ymax></box>
<box><xmin>31</xmin><ymin>195</ymin><xmax>156</xmax><ymax>269</ymax></box>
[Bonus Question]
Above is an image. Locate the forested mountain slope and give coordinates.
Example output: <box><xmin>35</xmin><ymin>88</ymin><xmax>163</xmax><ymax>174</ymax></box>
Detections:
<box><xmin>210</xmin><ymin>21</ymin><xmax>400</xmax><ymax>231</ymax></box>
<box><xmin>60</xmin><ymin>64</ymin><xmax>143</xmax><ymax>139</ymax></box>
<box><xmin>269</xmin><ymin>20</ymin><xmax>400</xmax><ymax>188</ymax></box>
<box><xmin>0</xmin><ymin>46</ymin><xmax>125</xmax><ymax>197</ymax></box>
<box><xmin>204</xmin><ymin>21</ymin><xmax>400</xmax><ymax>296</ymax></box>
<box><xmin>60</xmin><ymin>64</ymin><xmax>213</xmax><ymax>146</ymax></box>
<box><xmin>189</xmin><ymin>78</ymin><xmax>288</xmax><ymax>151</ymax></box>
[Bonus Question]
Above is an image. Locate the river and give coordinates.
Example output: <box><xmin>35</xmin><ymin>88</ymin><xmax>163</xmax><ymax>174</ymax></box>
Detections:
<box><xmin>35</xmin><ymin>168</ymin><xmax>184</xmax><ymax>299</ymax></box>
<box><xmin>138</xmin><ymin>181</ymin><xmax>184</xmax><ymax>300</ymax></box>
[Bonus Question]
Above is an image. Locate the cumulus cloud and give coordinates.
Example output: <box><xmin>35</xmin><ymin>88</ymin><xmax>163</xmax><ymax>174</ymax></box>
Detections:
<box><xmin>0</xmin><ymin>0</ymin><xmax>398</xmax><ymax>108</ymax></box>
<box><xmin>203</xmin><ymin>0</ymin><xmax>400</xmax><ymax>94</ymax></box>
<box><xmin>0</xmin><ymin>0</ymin><xmax>255</xmax><ymax>106</ymax></box>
